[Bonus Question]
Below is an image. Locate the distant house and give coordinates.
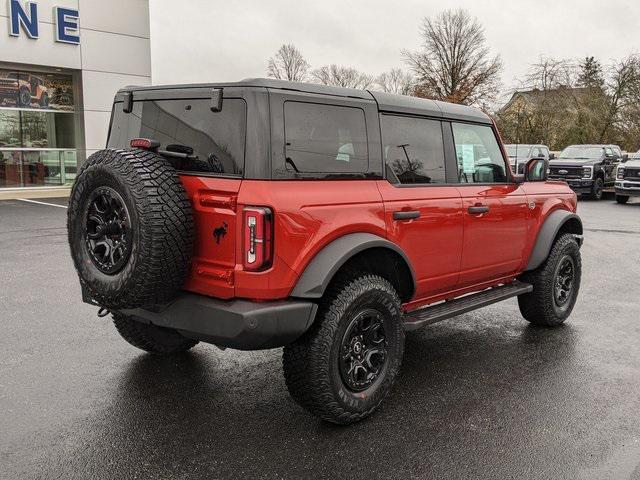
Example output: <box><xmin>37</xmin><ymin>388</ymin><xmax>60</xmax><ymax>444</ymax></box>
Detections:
<box><xmin>500</xmin><ymin>86</ymin><xmax>596</xmax><ymax>115</ymax></box>
<box><xmin>496</xmin><ymin>86</ymin><xmax>602</xmax><ymax>148</ymax></box>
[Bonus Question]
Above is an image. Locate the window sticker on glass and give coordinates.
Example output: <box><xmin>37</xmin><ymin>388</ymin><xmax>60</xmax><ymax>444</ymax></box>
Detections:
<box><xmin>336</xmin><ymin>143</ymin><xmax>354</xmax><ymax>162</ymax></box>
<box><xmin>461</xmin><ymin>144</ymin><xmax>476</xmax><ymax>174</ymax></box>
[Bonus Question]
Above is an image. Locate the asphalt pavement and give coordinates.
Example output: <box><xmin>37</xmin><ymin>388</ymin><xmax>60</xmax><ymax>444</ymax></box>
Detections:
<box><xmin>1</xmin><ymin>196</ymin><xmax>639</xmax><ymax>480</ymax></box>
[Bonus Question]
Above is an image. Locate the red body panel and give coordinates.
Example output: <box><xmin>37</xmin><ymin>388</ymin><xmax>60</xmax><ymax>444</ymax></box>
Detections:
<box><xmin>456</xmin><ymin>184</ymin><xmax>529</xmax><ymax>287</ymax></box>
<box><xmin>179</xmin><ymin>171</ymin><xmax>577</xmax><ymax>309</ymax></box>
<box><xmin>376</xmin><ymin>181</ymin><xmax>463</xmax><ymax>297</ymax></box>
<box><xmin>180</xmin><ymin>175</ymin><xmax>241</xmax><ymax>300</ymax></box>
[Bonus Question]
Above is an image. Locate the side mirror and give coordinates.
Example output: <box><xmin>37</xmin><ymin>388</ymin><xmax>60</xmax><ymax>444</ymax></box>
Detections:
<box><xmin>514</xmin><ymin>173</ymin><xmax>525</xmax><ymax>185</ymax></box>
<box><xmin>549</xmin><ymin>153</ymin><xmax>556</xmax><ymax>160</ymax></box>
<box><xmin>622</xmin><ymin>154</ymin><xmax>629</xmax><ymax>163</ymax></box>
<box><xmin>525</xmin><ymin>158</ymin><xmax>549</xmax><ymax>182</ymax></box>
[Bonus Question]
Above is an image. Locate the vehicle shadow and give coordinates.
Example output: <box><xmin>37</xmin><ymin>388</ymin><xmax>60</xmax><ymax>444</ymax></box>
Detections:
<box><xmin>50</xmin><ymin>313</ymin><xmax>585</xmax><ymax>480</ymax></box>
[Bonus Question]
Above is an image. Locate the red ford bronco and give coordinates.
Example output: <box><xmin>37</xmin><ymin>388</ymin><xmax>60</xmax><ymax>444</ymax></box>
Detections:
<box><xmin>67</xmin><ymin>79</ymin><xmax>583</xmax><ymax>424</ymax></box>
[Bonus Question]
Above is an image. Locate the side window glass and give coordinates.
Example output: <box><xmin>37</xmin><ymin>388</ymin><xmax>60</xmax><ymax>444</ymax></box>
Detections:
<box><xmin>452</xmin><ymin>123</ymin><xmax>507</xmax><ymax>183</ymax></box>
<box><xmin>380</xmin><ymin>115</ymin><xmax>445</xmax><ymax>184</ymax></box>
<box><xmin>283</xmin><ymin>101</ymin><xmax>368</xmax><ymax>174</ymax></box>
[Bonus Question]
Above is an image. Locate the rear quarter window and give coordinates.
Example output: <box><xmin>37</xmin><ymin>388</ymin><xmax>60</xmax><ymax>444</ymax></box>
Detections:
<box><xmin>108</xmin><ymin>97</ymin><xmax>246</xmax><ymax>177</ymax></box>
<box><xmin>282</xmin><ymin>101</ymin><xmax>368</xmax><ymax>176</ymax></box>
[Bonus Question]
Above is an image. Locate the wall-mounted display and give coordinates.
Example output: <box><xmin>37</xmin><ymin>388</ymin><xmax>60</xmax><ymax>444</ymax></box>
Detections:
<box><xmin>0</xmin><ymin>69</ymin><xmax>74</xmax><ymax>111</ymax></box>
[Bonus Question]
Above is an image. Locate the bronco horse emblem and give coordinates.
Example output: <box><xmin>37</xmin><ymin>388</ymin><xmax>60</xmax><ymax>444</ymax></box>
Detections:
<box><xmin>213</xmin><ymin>222</ymin><xmax>228</xmax><ymax>245</ymax></box>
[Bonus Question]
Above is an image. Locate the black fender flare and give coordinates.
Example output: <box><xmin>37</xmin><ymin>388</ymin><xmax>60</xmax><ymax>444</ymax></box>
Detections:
<box><xmin>525</xmin><ymin>210</ymin><xmax>583</xmax><ymax>271</ymax></box>
<box><xmin>290</xmin><ymin>233</ymin><xmax>416</xmax><ymax>299</ymax></box>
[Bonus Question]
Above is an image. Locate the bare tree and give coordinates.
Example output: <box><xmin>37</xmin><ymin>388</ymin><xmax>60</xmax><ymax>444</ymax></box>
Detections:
<box><xmin>267</xmin><ymin>44</ymin><xmax>310</xmax><ymax>82</ymax></box>
<box><xmin>599</xmin><ymin>55</ymin><xmax>640</xmax><ymax>142</ymax></box>
<box><xmin>311</xmin><ymin>65</ymin><xmax>373</xmax><ymax>89</ymax></box>
<box><xmin>522</xmin><ymin>57</ymin><xmax>575</xmax><ymax>91</ymax></box>
<box><xmin>403</xmin><ymin>9</ymin><xmax>502</xmax><ymax>106</ymax></box>
<box><xmin>374</xmin><ymin>69</ymin><xmax>415</xmax><ymax>95</ymax></box>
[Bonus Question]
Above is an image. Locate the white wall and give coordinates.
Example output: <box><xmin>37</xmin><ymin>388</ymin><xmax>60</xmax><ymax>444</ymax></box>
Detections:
<box><xmin>79</xmin><ymin>0</ymin><xmax>151</xmax><ymax>157</ymax></box>
<box><xmin>0</xmin><ymin>0</ymin><xmax>151</xmax><ymax>162</ymax></box>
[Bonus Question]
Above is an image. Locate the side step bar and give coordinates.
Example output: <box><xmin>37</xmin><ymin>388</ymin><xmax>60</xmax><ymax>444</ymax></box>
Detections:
<box><xmin>403</xmin><ymin>281</ymin><xmax>533</xmax><ymax>332</ymax></box>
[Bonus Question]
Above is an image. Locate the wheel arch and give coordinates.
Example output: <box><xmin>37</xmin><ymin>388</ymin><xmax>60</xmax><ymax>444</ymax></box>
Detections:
<box><xmin>290</xmin><ymin>233</ymin><xmax>416</xmax><ymax>302</ymax></box>
<box><xmin>525</xmin><ymin>209</ymin><xmax>583</xmax><ymax>271</ymax></box>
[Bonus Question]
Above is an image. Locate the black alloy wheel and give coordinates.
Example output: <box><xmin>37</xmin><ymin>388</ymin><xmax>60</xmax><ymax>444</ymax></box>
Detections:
<box><xmin>84</xmin><ymin>186</ymin><xmax>132</xmax><ymax>275</ymax></box>
<box><xmin>553</xmin><ymin>255</ymin><xmax>575</xmax><ymax>311</ymax></box>
<box><xmin>339</xmin><ymin>308</ymin><xmax>388</xmax><ymax>392</ymax></box>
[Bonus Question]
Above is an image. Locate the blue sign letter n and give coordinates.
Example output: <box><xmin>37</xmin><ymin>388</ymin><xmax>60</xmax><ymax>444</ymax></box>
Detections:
<box><xmin>9</xmin><ymin>0</ymin><xmax>39</xmax><ymax>38</ymax></box>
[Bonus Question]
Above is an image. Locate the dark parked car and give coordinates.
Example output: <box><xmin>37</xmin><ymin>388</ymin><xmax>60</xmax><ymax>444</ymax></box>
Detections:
<box><xmin>505</xmin><ymin>144</ymin><xmax>553</xmax><ymax>173</ymax></box>
<box><xmin>615</xmin><ymin>152</ymin><xmax>640</xmax><ymax>204</ymax></box>
<box><xmin>548</xmin><ymin>144</ymin><xmax>625</xmax><ymax>200</ymax></box>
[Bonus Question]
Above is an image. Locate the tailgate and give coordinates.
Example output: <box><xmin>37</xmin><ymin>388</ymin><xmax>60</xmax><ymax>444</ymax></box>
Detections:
<box><xmin>106</xmin><ymin>90</ymin><xmax>249</xmax><ymax>299</ymax></box>
<box><xmin>181</xmin><ymin>176</ymin><xmax>241</xmax><ymax>299</ymax></box>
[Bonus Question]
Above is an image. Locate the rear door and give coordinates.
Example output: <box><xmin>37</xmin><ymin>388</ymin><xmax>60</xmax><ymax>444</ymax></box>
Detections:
<box><xmin>377</xmin><ymin>114</ymin><xmax>463</xmax><ymax>299</ymax></box>
<box><xmin>449</xmin><ymin>121</ymin><xmax>530</xmax><ymax>287</ymax></box>
<box><xmin>107</xmin><ymin>88</ymin><xmax>255</xmax><ymax>299</ymax></box>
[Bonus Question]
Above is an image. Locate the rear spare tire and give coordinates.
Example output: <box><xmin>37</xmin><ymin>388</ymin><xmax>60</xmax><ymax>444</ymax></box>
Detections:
<box><xmin>67</xmin><ymin>149</ymin><xmax>194</xmax><ymax>310</ymax></box>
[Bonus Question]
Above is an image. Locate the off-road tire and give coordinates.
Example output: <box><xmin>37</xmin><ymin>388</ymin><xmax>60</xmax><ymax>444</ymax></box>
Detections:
<box><xmin>282</xmin><ymin>273</ymin><xmax>404</xmax><ymax>425</ymax></box>
<box><xmin>67</xmin><ymin>149</ymin><xmax>194</xmax><ymax>310</ymax></box>
<box><xmin>18</xmin><ymin>87</ymin><xmax>31</xmax><ymax>107</ymax></box>
<box><xmin>590</xmin><ymin>177</ymin><xmax>604</xmax><ymax>200</ymax></box>
<box><xmin>616</xmin><ymin>194</ymin><xmax>629</xmax><ymax>204</ymax></box>
<box><xmin>518</xmin><ymin>234</ymin><xmax>581</xmax><ymax>326</ymax></box>
<box><xmin>112</xmin><ymin>312</ymin><xmax>198</xmax><ymax>354</ymax></box>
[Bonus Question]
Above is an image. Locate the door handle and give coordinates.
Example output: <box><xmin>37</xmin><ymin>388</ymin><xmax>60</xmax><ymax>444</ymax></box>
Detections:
<box><xmin>393</xmin><ymin>210</ymin><xmax>420</xmax><ymax>221</ymax></box>
<box><xmin>468</xmin><ymin>205</ymin><xmax>490</xmax><ymax>215</ymax></box>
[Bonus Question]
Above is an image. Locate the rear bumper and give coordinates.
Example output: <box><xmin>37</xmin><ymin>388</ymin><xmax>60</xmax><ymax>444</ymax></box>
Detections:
<box><xmin>118</xmin><ymin>293</ymin><xmax>318</xmax><ymax>350</ymax></box>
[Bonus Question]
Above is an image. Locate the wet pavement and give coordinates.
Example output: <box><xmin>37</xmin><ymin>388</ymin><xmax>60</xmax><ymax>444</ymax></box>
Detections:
<box><xmin>1</xmin><ymin>196</ymin><xmax>639</xmax><ymax>479</ymax></box>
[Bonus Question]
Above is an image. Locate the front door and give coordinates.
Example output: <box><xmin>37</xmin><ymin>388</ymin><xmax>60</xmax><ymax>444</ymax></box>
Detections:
<box><xmin>450</xmin><ymin>122</ymin><xmax>530</xmax><ymax>288</ymax></box>
<box><xmin>377</xmin><ymin>114</ymin><xmax>463</xmax><ymax>299</ymax></box>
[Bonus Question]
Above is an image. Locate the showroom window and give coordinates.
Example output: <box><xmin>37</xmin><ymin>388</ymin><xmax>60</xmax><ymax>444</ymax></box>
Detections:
<box><xmin>0</xmin><ymin>68</ymin><xmax>77</xmax><ymax>188</ymax></box>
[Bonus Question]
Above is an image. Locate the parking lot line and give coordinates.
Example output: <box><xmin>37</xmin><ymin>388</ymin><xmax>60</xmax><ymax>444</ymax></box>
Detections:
<box><xmin>18</xmin><ymin>198</ymin><xmax>68</xmax><ymax>209</ymax></box>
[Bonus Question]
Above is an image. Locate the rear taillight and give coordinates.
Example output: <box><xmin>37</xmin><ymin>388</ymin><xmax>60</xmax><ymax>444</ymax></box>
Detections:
<box><xmin>243</xmin><ymin>207</ymin><xmax>273</xmax><ymax>271</ymax></box>
<box><xmin>130</xmin><ymin>138</ymin><xmax>159</xmax><ymax>151</ymax></box>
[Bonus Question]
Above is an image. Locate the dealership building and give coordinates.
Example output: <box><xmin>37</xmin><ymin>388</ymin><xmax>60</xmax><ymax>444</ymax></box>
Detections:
<box><xmin>0</xmin><ymin>0</ymin><xmax>151</xmax><ymax>192</ymax></box>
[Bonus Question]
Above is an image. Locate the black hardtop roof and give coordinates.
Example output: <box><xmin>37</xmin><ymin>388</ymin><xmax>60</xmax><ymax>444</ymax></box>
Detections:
<box><xmin>118</xmin><ymin>78</ymin><xmax>492</xmax><ymax>124</ymax></box>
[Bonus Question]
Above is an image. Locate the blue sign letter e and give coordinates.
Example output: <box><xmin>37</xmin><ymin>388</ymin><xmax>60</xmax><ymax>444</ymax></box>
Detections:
<box><xmin>54</xmin><ymin>6</ymin><xmax>80</xmax><ymax>44</ymax></box>
<box><xmin>9</xmin><ymin>0</ymin><xmax>39</xmax><ymax>38</ymax></box>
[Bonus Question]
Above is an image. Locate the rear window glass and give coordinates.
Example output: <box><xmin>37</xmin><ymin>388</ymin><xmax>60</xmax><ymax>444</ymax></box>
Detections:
<box><xmin>108</xmin><ymin>98</ymin><xmax>246</xmax><ymax>176</ymax></box>
<box><xmin>283</xmin><ymin>101</ymin><xmax>368</xmax><ymax>174</ymax></box>
<box><xmin>381</xmin><ymin>115</ymin><xmax>445</xmax><ymax>184</ymax></box>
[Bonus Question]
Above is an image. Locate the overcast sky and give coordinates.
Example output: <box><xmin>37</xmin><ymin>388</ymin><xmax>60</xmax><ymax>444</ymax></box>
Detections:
<box><xmin>149</xmin><ymin>0</ymin><xmax>640</xmax><ymax>105</ymax></box>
